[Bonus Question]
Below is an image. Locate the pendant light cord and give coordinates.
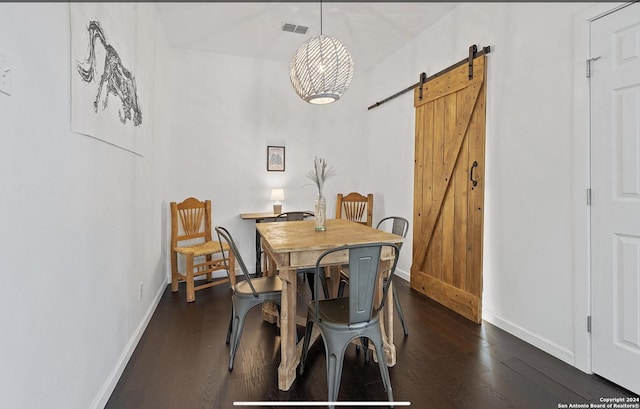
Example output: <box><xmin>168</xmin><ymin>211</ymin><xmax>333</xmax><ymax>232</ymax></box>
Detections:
<box><xmin>320</xmin><ymin>0</ymin><xmax>323</xmax><ymax>35</ymax></box>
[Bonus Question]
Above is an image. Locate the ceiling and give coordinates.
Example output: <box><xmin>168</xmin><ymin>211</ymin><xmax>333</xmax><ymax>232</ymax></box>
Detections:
<box><xmin>155</xmin><ymin>2</ymin><xmax>460</xmax><ymax>70</ymax></box>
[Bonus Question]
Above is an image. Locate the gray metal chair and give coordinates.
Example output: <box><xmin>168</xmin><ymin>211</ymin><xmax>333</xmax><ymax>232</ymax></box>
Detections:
<box><xmin>215</xmin><ymin>226</ymin><xmax>282</xmax><ymax>371</ymax></box>
<box><xmin>339</xmin><ymin>216</ymin><xmax>410</xmax><ymax>336</ymax></box>
<box><xmin>299</xmin><ymin>242</ymin><xmax>400</xmax><ymax>407</ymax></box>
<box><xmin>274</xmin><ymin>211</ymin><xmax>314</xmax><ymax>221</ymax></box>
<box><xmin>274</xmin><ymin>212</ymin><xmax>328</xmax><ymax>300</ymax></box>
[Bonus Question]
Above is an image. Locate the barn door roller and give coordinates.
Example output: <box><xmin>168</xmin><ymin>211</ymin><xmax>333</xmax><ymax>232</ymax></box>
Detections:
<box><xmin>468</xmin><ymin>44</ymin><xmax>478</xmax><ymax>79</ymax></box>
<box><xmin>367</xmin><ymin>44</ymin><xmax>491</xmax><ymax>111</ymax></box>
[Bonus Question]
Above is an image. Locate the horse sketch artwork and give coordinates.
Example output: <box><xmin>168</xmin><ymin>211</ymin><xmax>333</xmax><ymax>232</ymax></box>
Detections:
<box><xmin>75</xmin><ymin>20</ymin><xmax>142</xmax><ymax>127</ymax></box>
<box><xmin>70</xmin><ymin>3</ymin><xmax>150</xmax><ymax>156</ymax></box>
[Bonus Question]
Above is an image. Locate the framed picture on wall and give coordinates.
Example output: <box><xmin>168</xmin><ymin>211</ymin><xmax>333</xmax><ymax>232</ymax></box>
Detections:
<box><xmin>267</xmin><ymin>146</ymin><xmax>285</xmax><ymax>172</ymax></box>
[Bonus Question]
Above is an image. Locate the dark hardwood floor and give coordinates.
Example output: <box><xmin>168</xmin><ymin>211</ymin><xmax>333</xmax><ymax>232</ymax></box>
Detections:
<box><xmin>106</xmin><ymin>278</ymin><xmax>636</xmax><ymax>409</ymax></box>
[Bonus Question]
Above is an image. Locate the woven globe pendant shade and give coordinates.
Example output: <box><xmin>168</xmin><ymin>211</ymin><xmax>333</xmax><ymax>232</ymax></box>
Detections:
<box><xmin>289</xmin><ymin>35</ymin><xmax>354</xmax><ymax>104</ymax></box>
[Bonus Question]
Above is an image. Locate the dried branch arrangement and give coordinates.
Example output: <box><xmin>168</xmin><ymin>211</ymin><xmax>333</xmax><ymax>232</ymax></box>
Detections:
<box><xmin>305</xmin><ymin>156</ymin><xmax>336</xmax><ymax>196</ymax></box>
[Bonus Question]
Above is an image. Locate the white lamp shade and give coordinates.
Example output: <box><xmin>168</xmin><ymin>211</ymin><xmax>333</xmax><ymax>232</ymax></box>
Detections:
<box><xmin>289</xmin><ymin>35</ymin><xmax>354</xmax><ymax>104</ymax></box>
<box><xmin>271</xmin><ymin>188</ymin><xmax>285</xmax><ymax>201</ymax></box>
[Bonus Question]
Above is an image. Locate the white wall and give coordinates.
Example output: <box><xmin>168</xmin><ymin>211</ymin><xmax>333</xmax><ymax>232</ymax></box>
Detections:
<box><xmin>366</xmin><ymin>2</ymin><xmax>593</xmax><ymax>370</ymax></box>
<box><xmin>165</xmin><ymin>47</ymin><xmax>372</xmax><ymax>270</ymax></box>
<box><xmin>0</xmin><ymin>4</ymin><xmax>172</xmax><ymax>409</ymax></box>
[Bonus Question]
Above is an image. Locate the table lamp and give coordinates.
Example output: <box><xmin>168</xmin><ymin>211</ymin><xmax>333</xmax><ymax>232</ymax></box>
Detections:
<box><xmin>271</xmin><ymin>188</ymin><xmax>284</xmax><ymax>215</ymax></box>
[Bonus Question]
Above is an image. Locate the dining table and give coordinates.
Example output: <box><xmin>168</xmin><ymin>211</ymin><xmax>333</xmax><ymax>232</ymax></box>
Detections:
<box><xmin>256</xmin><ymin>218</ymin><xmax>404</xmax><ymax>391</ymax></box>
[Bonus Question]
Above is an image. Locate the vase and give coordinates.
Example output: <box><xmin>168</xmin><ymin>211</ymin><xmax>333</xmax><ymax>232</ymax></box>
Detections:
<box><xmin>314</xmin><ymin>194</ymin><xmax>326</xmax><ymax>231</ymax></box>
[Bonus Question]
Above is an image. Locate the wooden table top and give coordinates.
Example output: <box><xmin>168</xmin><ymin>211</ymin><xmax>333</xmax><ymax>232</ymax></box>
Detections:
<box><xmin>240</xmin><ymin>211</ymin><xmax>278</xmax><ymax>220</ymax></box>
<box><xmin>256</xmin><ymin>218</ymin><xmax>403</xmax><ymax>254</ymax></box>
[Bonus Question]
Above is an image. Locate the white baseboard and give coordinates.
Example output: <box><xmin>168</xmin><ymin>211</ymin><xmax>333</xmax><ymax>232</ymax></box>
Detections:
<box><xmin>394</xmin><ymin>267</ymin><xmax>409</xmax><ymax>282</ymax></box>
<box><xmin>386</xmin><ymin>276</ymin><xmax>577</xmax><ymax>369</ymax></box>
<box><xmin>90</xmin><ymin>278</ymin><xmax>167</xmax><ymax>409</ymax></box>
<box><xmin>482</xmin><ymin>309</ymin><xmax>576</xmax><ymax>367</ymax></box>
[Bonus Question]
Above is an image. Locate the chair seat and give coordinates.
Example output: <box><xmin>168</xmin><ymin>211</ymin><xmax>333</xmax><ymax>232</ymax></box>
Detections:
<box><xmin>236</xmin><ymin>276</ymin><xmax>282</xmax><ymax>296</ymax></box>
<box><xmin>174</xmin><ymin>240</ymin><xmax>230</xmax><ymax>257</ymax></box>
<box><xmin>309</xmin><ymin>298</ymin><xmax>379</xmax><ymax>330</ymax></box>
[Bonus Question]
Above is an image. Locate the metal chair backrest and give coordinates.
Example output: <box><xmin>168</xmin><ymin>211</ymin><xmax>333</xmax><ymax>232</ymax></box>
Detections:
<box><xmin>312</xmin><ymin>242</ymin><xmax>400</xmax><ymax>324</ymax></box>
<box><xmin>274</xmin><ymin>211</ymin><xmax>314</xmax><ymax>222</ymax></box>
<box><xmin>376</xmin><ymin>216</ymin><xmax>409</xmax><ymax>250</ymax></box>
<box><xmin>215</xmin><ymin>226</ymin><xmax>258</xmax><ymax>297</ymax></box>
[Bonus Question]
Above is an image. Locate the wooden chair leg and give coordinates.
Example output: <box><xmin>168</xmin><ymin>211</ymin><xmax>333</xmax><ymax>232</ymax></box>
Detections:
<box><xmin>327</xmin><ymin>266</ymin><xmax>338</xmax><ymax>297</ymax></box>
<box><xmin>205</xmin><ymin>254</ymin><xmax>212</xmax><ymax>282</ymax></box>
<box><xmin>171</xmin><ymin>251</ymin><xmax>179</xmax><ymax>293</ymax></box>
<box><xmin>185</xmin><ymin>255</ymin><xmax>195</xmax><ymax>303</ymax></box>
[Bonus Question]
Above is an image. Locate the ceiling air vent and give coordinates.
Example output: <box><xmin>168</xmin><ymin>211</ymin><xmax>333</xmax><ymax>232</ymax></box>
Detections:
<box><xmin>282</xmin><ymin>23</ymin><xmax>308</xmax><ymax>35</ymax></box>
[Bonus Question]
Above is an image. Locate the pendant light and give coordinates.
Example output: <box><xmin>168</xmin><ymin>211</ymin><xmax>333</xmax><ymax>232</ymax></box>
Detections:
<box><xmin>289</xmin><ymin>1</ymin><xmax>354</xmax><ymax>104</ymax></box>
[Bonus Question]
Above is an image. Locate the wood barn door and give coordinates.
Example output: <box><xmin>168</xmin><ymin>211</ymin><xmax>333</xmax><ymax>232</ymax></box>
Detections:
<box><xmin>411</xmin><ymin>55</ymin><xmax>487</xmax><ymax>323</ymax></box>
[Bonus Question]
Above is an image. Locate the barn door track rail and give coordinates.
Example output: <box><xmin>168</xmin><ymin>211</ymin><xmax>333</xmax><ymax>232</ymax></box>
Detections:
<box><xmin>367</xmin><ymin>44</ymin><xmax>491</xmax><ymax>111</ymax></box>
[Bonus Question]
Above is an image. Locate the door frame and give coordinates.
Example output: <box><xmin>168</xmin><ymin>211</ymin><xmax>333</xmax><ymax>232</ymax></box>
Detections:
<box><xmin>572</xmin><ymin>1</ymin><xmax>630</xmax><ymax>374</ymax></box>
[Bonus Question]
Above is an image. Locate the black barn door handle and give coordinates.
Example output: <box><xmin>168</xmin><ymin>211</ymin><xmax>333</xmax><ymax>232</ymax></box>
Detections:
<box><xmin>470</xmin><ymin>161</ymin><xmax>478</xmax><ymax>187</ymax></box>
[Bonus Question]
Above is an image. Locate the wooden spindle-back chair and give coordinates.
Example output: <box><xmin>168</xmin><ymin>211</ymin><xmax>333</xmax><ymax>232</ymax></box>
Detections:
<box><xmin>170</xmin><ymin>197</ymin><xmax>235</xmax><ymax>302</ymax></box>
<box><xmin>335</xmin><ymin>192</ymin><xmax>373</xmax><ymax>227</ymax></box>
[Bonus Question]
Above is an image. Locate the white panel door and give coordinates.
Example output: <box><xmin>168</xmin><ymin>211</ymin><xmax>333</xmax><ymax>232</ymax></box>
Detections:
<box><xmin>591</xmin><ymin>2</ymin><xmax>640</xmax><ymax>395</ymax></box>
